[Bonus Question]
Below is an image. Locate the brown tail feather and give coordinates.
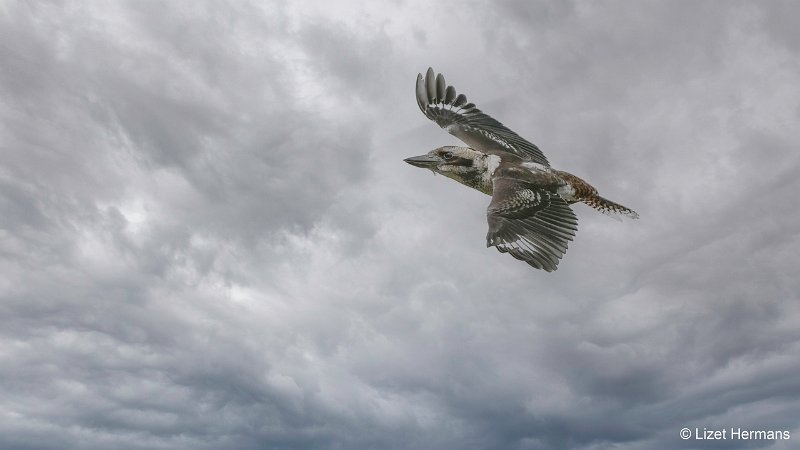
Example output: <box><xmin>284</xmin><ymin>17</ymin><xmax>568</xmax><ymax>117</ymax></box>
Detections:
<box><xmin>583</xmin><ymin>194</ymin><xmax>640</xmax><ymax>220</ymax></box>
<box><xmin>554</xmin><ymin>170</ymin><xmax>639</xmax><ymax>220</ymax></box>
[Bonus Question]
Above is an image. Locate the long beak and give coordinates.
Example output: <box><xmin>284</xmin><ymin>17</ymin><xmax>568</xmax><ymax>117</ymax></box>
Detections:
<box><xmin>403</xmin><ymin>154</ymin><xmax>440</xmax><ymax>168</ymax></box>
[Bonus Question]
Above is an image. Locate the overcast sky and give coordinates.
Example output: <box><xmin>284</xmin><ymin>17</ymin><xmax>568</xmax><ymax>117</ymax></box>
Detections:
<box><xmin>2</xmin><ymin>1</ymin><xmax>800</xmax><ymax>449</ymax></box>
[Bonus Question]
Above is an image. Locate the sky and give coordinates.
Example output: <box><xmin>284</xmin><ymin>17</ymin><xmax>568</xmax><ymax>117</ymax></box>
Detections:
<box><xmin>1</xmin><ymin>1</ymin><xmax>800</xmax><ymax>449</ymax></box>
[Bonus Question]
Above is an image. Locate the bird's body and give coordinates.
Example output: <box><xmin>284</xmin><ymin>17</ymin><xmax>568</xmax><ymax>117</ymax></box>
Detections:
<box><xmin>405</xmin><ymin>68</ymin><xmax>639</xmax><ymax>271</ymax></box>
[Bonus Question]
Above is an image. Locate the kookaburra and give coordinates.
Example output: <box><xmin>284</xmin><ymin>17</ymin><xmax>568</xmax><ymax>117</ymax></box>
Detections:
<box><xmin>405</xmin><ymin>68</ymin><xmax>638</xmax><ymax>271</ymax></box>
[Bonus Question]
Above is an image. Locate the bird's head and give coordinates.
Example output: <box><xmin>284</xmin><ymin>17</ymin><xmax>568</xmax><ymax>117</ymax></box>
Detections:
<box><xmin>404</xmin><ymin>146</ymin><xmax>491</xmax><ymax>182</ymax></box>
<box><xmin>404</xmin><ymin>146</ymin><xmax>495</xmax><ymax>193</ymax></box>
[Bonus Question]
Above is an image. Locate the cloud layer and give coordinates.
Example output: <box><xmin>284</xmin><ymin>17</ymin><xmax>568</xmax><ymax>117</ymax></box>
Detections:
<box><xmin>2</xmin><ymin>1</ymin><xmax>799</xmax><ymax>449</ymax></box>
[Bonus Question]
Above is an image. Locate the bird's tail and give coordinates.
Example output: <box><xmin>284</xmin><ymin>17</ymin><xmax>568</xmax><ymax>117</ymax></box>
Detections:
<box><xmin>554</xmin><ymin>170</ymin><xmax>639</xmax><ymax>220</ymax></box>
<box><xmin>582</xmin><ymin>194</ymin><xmax>640</xmax><ymax>220</ymax></box>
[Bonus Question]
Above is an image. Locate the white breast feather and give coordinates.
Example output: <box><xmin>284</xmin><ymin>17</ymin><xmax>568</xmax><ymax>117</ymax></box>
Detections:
<box><xmin>482</xmin><ymin>154</ymin><xmax>501</xmax><ymax>186</ymax></box>
<box><xmin>486</xmin><ymin>154</ymin><xmax>501</xmax><ymax>175</ymax></box>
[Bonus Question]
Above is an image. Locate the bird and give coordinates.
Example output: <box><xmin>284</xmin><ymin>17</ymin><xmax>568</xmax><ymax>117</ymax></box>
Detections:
<box><xmin>404</xmin><ymin>68</ymin><xmax>639</xmax><ymax>272</ymax></box>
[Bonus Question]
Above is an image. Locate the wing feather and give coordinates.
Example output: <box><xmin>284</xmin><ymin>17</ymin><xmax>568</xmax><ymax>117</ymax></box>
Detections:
<box><xmin>416</xmin><ymin>68</ymin><xmax>550</xmax><ymax>166</ymax></box>
<box><xmin>486</xmin><ymin>178</ymin><xmax>578</xmax><ymax>271</ymax></box>
<box><xmin>435</xmin><ymin>73</ymin><xmax>447</xmax><ymax>102</ymax></box>
<box><xmin>444</xmin><ymin>85</ymin><xmax>457</xmax><ymax>104</ymax></box>
<box><xmin>425</xmin><ymin>68</ymin><xmax>437</xmax><ymax>103</ymax></box>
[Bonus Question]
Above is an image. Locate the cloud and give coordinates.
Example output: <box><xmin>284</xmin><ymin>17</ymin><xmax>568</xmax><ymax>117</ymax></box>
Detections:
<box><xmin>1</xmin><ymin>1</ymin><xmax>799</xmax><ymax>449</ymax></box>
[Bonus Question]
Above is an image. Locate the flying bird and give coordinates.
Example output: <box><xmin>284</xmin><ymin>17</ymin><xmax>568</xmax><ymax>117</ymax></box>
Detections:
<box><xmin>405</xmin><ymin>68</ymin><xmax>639</xmax><ymax>271</ymax></box>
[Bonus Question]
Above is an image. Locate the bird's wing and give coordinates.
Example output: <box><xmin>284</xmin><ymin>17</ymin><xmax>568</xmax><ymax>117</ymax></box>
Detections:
<box><xmin>486</xmin><ymin>177</ymin><xmax>577</xmax><ymax>271</ymax></box>
<box><xmin>416</xmin><ymin>67</ymin><xmax>550</xmax><ymax>166</ymax></box>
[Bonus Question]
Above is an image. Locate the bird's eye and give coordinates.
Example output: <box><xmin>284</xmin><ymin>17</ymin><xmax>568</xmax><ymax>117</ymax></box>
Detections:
<box><xmin>443</xmin><ymin>151</ymin><xmax>454</xmax><ymax>160</ymax></box>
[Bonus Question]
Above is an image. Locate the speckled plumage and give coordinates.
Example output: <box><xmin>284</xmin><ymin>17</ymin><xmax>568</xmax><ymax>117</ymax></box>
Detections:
<box><xmin>405</xmin><ymin>68</ymin><xmax>639</xmax><ymax>271</ymax></box>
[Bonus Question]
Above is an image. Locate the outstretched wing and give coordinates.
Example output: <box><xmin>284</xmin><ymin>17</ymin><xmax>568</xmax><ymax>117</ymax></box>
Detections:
<box><xmin>416</xmin><ymin>67</ymin><xmax>550</xmax><ymax>166</ymax></box>
<box><xmin>486</xmin><ymin>177</ymin><xmax>578</xmax><ymax>271</ymax></box>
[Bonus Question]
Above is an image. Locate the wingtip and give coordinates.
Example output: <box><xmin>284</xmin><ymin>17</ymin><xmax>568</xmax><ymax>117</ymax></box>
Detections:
<box><xmin>416</xmin><ymin>73</ymin><xmax>428</xmax><ymax>110</ymax></box>
<box><xmin>435</xmin><ymin>73</ymin><xmax>446</xmax><ymax>103</ymax></box>
<box><xmin>425</xmin><ymin>68</ymin><xmax>437</xmax><ymax>104</ymax></box>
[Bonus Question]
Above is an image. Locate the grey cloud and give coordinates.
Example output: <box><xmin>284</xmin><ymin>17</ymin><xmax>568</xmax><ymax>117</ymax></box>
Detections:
<box><xmin>3</xmin><ymin>1</ymin><xmax>374</xmax><ymax>242</ymax></box>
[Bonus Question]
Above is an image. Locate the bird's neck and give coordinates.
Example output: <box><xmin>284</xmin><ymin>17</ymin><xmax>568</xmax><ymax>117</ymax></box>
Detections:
<box><xmin>440</xmin><ymin>153</ymin><xmax>499</xmax><ymax>196</ymax></box>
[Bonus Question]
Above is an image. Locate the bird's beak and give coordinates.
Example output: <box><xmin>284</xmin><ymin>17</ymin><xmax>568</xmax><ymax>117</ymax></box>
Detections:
<box><xmin>403</xmin><ymin>154</ymin><xmax>440</xmax><ymax>169</ymax></box>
